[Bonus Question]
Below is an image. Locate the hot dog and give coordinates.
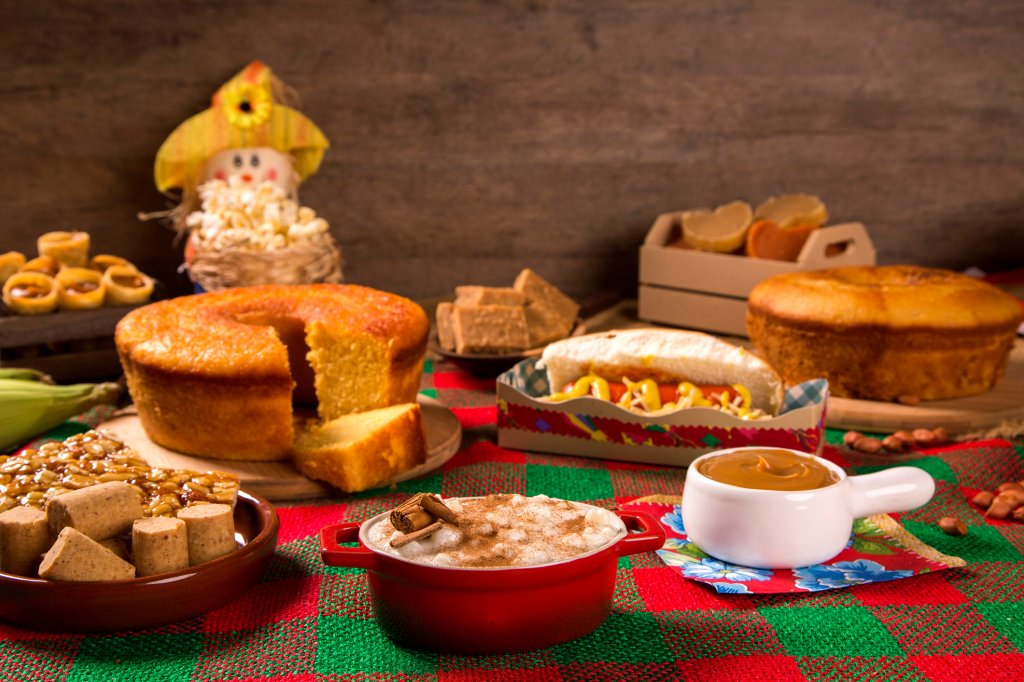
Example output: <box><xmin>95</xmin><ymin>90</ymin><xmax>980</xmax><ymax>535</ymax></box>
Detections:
<box><xmin>539</xmin><ymin>329</ymin><xmax>784</xmax><ymax>418</ymax></box>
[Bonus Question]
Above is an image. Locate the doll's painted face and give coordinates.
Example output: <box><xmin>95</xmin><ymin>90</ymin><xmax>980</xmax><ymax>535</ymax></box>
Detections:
<box><xmin>201</xmin><ymin>147</ymin><xmax>297</xmax><ymax>193</ymax></box>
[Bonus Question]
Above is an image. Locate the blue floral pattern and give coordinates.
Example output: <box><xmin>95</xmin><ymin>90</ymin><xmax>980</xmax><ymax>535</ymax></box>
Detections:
<box><xmin>657</xmin><ymin>547</ymin><xmax>693</xmax><ymax>568</ymax></box>
<box><xmin>640</xmin><ymin>500</ymin><xmax>953</xmax><ymax>596</ymax></box>
<box><xmin>682</xmin><ymin>558</ymin><xmax>773</xmax><ymax>582</ymax></box>
<box><xmin>793</xmin><ymin>559</ymin><xmax>914</xmax><ymax>592</ymax></box>
<box><xmin>708</xmin><ymin>582</ymin><xmax>753</xmax><ymax>594</ymax></box>
<box><xmin>661</xmin><ymin>505</ymin><xmax>685</xmax><ymax>535</ymax></box>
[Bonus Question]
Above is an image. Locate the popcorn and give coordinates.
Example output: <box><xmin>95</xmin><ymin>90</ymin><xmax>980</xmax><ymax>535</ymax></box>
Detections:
<box><xmin>186</xmin><ymin>177</ymin><xmax>331</xmax><ymax>253</ymax></box>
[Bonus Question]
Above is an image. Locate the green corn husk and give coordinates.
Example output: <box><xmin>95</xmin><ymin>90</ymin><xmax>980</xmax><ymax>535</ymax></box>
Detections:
<box><xmin>0</xmin><ymin>368</ymin><xmax>53</xmax><ymax>383</ymax></box>
<box><xmin>0</xmin><ymin>378</ymin><xmax>121</xmax><ymax>451</ymax></box>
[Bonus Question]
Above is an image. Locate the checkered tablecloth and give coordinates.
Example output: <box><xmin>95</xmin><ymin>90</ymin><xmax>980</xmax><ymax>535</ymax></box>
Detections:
<box><xmin>2</xmin><ymin>358</ymin><xmax>1022</xmax><ymax>681</ymax></box>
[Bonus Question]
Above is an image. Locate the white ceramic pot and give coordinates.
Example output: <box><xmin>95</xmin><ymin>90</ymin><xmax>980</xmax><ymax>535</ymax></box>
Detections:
<box><xmin>682</xmin><ymin>447</ymin><xmax>935</xmax><ymax>569</ymax></box>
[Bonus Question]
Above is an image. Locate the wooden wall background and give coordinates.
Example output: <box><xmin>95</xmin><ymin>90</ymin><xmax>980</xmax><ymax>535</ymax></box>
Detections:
<box><xmin>1</xmin><ymin>0</ymin><xmax>1021</xmax><ymax>303</ymax></box>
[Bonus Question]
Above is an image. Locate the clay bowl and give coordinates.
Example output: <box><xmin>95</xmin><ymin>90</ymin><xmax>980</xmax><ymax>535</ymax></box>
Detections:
<box><xmin>321</xmin><ymin>502</ymin><xmax>664</xmax><ymax>654</ymax></box>
<box><xmin>0</xmin><ymin>490</ymin><xmax>278</xmax><ymax>633</ymax></box>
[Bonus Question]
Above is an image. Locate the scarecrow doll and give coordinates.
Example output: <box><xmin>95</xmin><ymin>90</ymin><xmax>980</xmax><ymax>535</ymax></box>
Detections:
<box><xmin>148</xmin><ymin>60</ymin><xmax>341</xmax><ymax>290</ymax></box>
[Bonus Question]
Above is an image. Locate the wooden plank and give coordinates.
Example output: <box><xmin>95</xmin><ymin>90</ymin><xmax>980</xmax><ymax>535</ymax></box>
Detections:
<box><xmin>637</xmin><ymin>285</ymin><xmax>749</xmax><ymax>337</ymax></box>
<box><xmin>0</xmin><ymin>0</ymin><xmax>1021</xmax><ymax>304</ymax></box>
<box><xmin>1</xmin><ymin>349</ymin><xmax>123</xmax><ymax>384</ymax></box>
<box><xmin>0</xmin><ymin>306</ymin><xmax>140</xmax><ymax>348</ymax></box>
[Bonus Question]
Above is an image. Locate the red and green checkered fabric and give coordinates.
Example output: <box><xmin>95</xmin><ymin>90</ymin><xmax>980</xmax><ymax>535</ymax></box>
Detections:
<box><xmin>2</xmin><ymin>358</ymin><xmax>1022</xmax><ymax>681</ymax></box>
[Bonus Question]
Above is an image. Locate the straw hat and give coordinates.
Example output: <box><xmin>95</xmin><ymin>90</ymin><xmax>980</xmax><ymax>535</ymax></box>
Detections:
<box><xmin>154</xmin><ymin>60</ymin><xmax>329</xmax><ymax>192</ymax></box>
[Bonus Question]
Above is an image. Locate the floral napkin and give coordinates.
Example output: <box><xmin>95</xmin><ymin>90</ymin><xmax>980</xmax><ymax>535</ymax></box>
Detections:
<box><xmin>625</xmin><ymin>500</ymin><xmax>965</xmax><ymax>594</ymax></box>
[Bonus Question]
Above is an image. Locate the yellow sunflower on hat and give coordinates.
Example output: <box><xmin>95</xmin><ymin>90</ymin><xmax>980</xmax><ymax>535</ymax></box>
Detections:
<box><xmin>220</xmin><ymin>80</ymin><xmax>273</xmax><ymax>130</ymax></box>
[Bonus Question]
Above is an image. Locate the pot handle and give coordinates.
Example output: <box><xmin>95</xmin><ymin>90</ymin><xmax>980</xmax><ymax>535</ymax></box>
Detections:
<box><xmin>320</xmin><ymin>522</ymin><xmax>378</xmax><ymax>570</ymax></box>
<box><xmin>615</xmin><ymin>510</ymin><xmax>667</xmax><ymax>556</ymax></box>
<box><xmin>848</xmin><ymin>466</ymin><xmax>936</xmax><ymax>519</ymax></box>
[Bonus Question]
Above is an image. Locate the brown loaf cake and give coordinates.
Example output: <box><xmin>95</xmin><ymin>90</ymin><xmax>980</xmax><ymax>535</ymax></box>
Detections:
<box><xmin>116</xmin><ymin>284</ymin><xmax>429</xmax><ymax>461</ymax></box>
<box><xmin>746</xmin><ymin>266</ymin><xmax>1021</xmax><ymax>401</ymax></box>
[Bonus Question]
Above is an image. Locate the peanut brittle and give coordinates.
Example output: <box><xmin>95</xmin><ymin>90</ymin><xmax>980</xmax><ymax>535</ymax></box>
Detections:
<box><xmin>0</xmin><ymin>430</ymin><xmax>239</xmax><ymax>517</ymax></box>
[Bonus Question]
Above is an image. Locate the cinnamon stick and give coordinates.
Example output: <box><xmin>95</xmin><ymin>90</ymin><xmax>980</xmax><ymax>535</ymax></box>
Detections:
<box><xmin>390</xmin><ymin>520</ymin><xmax>443</xmax><ymax>548</ymax></box>
<box><xmin>421</xmin><ymin>494</ymin><xmax>459</xmax><ymax>523</ymax></box>
<box><xmin>390</xmin><ymin>493</ymin><xmax>434</xmax><ymax>533</ymax></box>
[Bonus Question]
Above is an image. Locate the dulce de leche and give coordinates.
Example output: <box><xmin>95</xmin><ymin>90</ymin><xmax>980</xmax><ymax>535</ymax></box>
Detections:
<box><xmin>697</xmin><ymin>449</ymin><xmax>840</xmax><ymax>491</ymax></box>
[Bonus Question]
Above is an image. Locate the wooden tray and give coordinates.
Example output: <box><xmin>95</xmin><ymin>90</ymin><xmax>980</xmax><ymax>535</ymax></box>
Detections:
<box><xmin>0</xmin><ymin>304</ymin><xmax>146</xmax><ymax>383</ymax></box>
<box><xmin>96</xmin><ymin>396</ymin><xmax>462</xmax><ymax>501</ymax></box>
<box><xmin>827</xmin><ymin>339</ymin><xmax>1024</xmax><ymax>435</ymax></box>
<box><xmin>638</xmin><ymin>214</ymin><xmax>876</xmax><ymax>336</ymax></box>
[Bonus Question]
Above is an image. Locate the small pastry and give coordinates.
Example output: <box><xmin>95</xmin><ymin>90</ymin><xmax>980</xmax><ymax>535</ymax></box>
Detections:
<box><xmin>103</xmin><ymin>265</ymin><xmax>154</xmax><ymax>305</ymax></box>
<box><xmin>37</xmin><ymin>231</ymin><xmax>91</xmax><ymax>267</ymax></box>
<box><xmin>0</xmin><ymin>251</ymin><xmax>26</xmax><ymax>286</ymax></box>
<box><xmin>88</xmin><ymin>254</ymin><xmax>130</xmax><ymax>273</ymax></box>
<box><xmin>2</xmin><ymin>272</ymin><xmax>58</xmax><ymax>315</ymax></box>
<box><xmin>56</xmin><ymin>267</ymin><xmax>106</xmax><ymax>310</ymax></box>
<box><xmin>19</xmin><ymin>255</ymin><xmax>61</xmax><ymax>278</ymax></box>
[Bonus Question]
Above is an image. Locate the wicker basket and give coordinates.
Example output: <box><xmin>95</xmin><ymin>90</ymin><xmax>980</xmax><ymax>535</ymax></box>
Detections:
<box><xmin>186</xmin><ymin>233</ymin><xmax>343</xmax><ymax>291</ymax></box>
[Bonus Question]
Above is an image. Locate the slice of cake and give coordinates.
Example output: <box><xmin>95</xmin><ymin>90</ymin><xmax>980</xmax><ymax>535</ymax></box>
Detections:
<box><xmin>451</xmin><ymin>304</ymin><xmax>530</xmax><ymax>353</ymax></box>
<box><xmin>292</xmin><ymin>403</ymin><xmax>427</xmax><ymax>493</ymax></box>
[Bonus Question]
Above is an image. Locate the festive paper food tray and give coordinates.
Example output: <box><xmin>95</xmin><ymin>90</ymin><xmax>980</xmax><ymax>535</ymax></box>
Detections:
<box><xmin>637</xmin><ymin>211</ymin><xmax>876</xmax><ymax>336</ymax></box>
<box><xmin>497</xmin><ymin>358</ymin><xmax>827</xmax><ymax>466</ymax></box>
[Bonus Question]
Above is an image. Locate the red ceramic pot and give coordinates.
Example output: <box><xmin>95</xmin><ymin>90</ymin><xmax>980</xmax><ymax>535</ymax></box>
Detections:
<box><xmin>320</xmin><ymin>505</ymin><xmax>664</xmax><ymax>654</ymax></box>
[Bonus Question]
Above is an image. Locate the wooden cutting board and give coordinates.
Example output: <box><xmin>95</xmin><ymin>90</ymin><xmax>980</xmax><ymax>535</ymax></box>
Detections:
<box><xmin>96</xmin><ymin>396</ymin><xmax>463</xmax><ymax>501</ymax></box>
<box><xmin>827</xmin><ymin>339</ymin><xmax>1024</xmax><ymax>435</ymax></box>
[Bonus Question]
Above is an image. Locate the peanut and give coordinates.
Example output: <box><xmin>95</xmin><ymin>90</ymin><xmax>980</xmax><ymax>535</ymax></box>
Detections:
<box><xmin>912</xmin><ymin>428</ymin><xmax>937</xmax><ymax>446</ymax></box>
<box><xmin>842</xmin><ymin>431</ymin><xmax>863</xmax><ymax>447</ymax></box>
<box><xmin>972</xmin><ymin>491</ymin><xmax>995</xmax><ymax>509</ymax></box>
<box><xmin>1013</xmin><ymin>507</ymin><xmax>1024</xmax><ymax>522</ymax></box>
<box><xmin>938</xmin><ymin>517</ymin><xmax>967</xmax><ymax>537</ymax></box>
<box><xmin>853</xmin><ymin>436</ymin><xmax>883</xmax><ymax>454</ymax></box>
<box><xmin>986</xmin><ymin>500</ymin><xmax>1015</xmax><ymax>520</ymax></box>
<box><xmin>994</xmin><ymin>490</ymin><xmax>1024</xmax><ymax>507</ymax></box>
<box><xmin>844</xmin><ymin>424</ymin><xmax>953</xmax><ymax>453</ymax></box>
<box><xmin>882</xmin><ymin>435</ymin><xmax>910</xmax><ymax>452</ymax></box>
<box><xmin>996</xmin><ymin>482</ymin><xmax>1024</xmax><ymax>493</ymax></box>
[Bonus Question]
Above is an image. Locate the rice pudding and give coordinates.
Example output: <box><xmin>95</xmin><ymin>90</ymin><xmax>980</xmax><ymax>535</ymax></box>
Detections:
<box><xmin>366</xmin><ymin>494</ymin><xmax>626</xmax><ymax>568</ymax></box>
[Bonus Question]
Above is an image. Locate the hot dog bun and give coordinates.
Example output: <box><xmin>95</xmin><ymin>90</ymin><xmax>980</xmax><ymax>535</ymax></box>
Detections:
<box><xmin>540</xmin><ymin>329</ymin><xmax>785</xmax><ymax>415</ymax></box>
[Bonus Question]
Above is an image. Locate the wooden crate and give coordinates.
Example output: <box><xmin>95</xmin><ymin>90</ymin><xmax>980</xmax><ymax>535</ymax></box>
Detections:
<box><xmin>637</xmin><ymin>211</ymin><xmax>876</xmax><ymax>336</ymax></box>
<box><xmin>0</xmin><ymin>305</ymin><xmax>142</xmax><ymax>382</ymax></box>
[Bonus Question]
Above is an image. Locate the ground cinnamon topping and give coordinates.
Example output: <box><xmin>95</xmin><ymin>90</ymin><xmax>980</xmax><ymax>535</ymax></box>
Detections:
<box><xmin>370</xmin><ymin>494</ymin><xmax>626</xmax><ymax>568</ymax></box>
